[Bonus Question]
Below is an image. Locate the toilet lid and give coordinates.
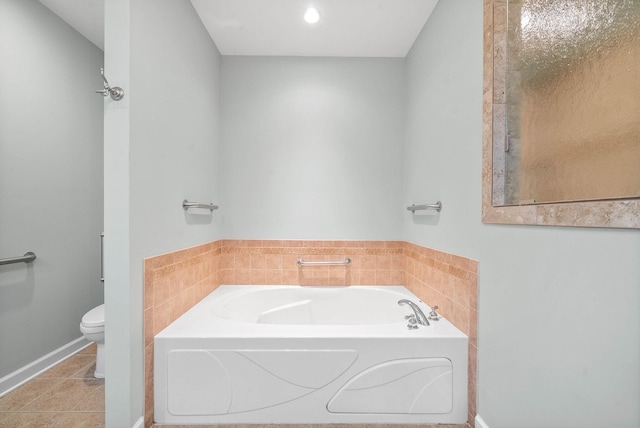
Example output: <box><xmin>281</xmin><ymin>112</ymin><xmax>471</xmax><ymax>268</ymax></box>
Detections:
<box><xmin>82</xmin><ymin>304</ymin><xmax>105</xmax><ymax>328</ymax></box>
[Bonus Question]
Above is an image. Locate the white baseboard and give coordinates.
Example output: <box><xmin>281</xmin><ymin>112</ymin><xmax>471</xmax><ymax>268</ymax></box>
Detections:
<box><xmin>131</xmin><ymin>416</ymin><xmax>144</xmax><ymax>428</ymax></box>
<box><xmin>0</xmin><ymin>336</ymin><xmax>91</xmax><ymax>397</ymax></box>
<box><xmin>475</xmin><ymin>414</ymin><xmax>490</xmax><ymax>428</ymax></box>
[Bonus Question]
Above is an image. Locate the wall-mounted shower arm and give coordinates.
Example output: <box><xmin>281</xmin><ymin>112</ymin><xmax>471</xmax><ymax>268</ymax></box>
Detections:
<box><xmin>96</xmin><ymin>68</ymin><xmax>124</xmax><ymax>101</ymax></box>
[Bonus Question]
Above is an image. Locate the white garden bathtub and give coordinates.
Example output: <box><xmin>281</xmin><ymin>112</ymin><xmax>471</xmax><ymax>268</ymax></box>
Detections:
<box><xmin>154</xmin><ymin>285</ymin><xmax>468</xmax><ymax>425</ymax></box>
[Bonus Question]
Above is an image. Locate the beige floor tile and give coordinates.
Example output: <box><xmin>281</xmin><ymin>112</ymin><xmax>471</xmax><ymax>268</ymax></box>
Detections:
<box><xmin>22</xmin><ymin>379</ymin><xmax>103</xmax><ymax>412</ymax></box>
<box><xmin>0</xmin><ymin>347</ymin><xmax>104</xmax><ymax>426</ymax></box>
<box><xmin>0</xmin><ymin>411</ymin><xmax>66</xmax><ymax>428</ymax></box>
<box><xmin>0</xmin><ymin>378</ymin><xmax>63</xmax><ymax>412</ymax></box>
<box><xmin>53</xmin><ymin>411</ymin><xmax>104</xmax><ymax>428</ymax></box>
<box><xmin>70</xmin><ymin>362</ymin><xmax>99</xmax><ymax>380</ymax></box>
<box><xmin>77</xmin><ymin>343</ymin><xmax>97</xmax><ymax>355</ymax></box>
<box><xmin>73</xmin><ymin>386</ymin><xmax>105</xmax><ymax>412</ymax></box>
<box><xmin>38</xmin><ymin>355</ymin><xmax>95</xmax><ymax>379</ymax></box>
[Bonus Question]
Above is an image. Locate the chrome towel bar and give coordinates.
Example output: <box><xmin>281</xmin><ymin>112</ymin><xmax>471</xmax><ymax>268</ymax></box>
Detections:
<box><xmin>297</xmin><ymin>258</ymin><xmax>351</xmax><ymax>266</ymax></box>
<box><xmin>407</xmin><ymin>201</ymin><xmax>442</xmax><ymax>213</ymax></box>
<box><xmin>0</xmin><ymin>252</ymin><xmax>36</xmax><ymax>266</ymax></box>
<box><xmin>183</xmin><ymin>200</ymin><xmax>219</xmax><ymax>211</ymax></box>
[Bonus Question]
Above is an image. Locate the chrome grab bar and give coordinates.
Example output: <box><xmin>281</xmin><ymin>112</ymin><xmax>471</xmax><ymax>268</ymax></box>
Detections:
<box><xmin>0</xmin><ymin>252</ymin><xmax>36</xmax><ymax>266</ymax></box>
<box><xmin>182</xmin><ymin>200</ymin><xmax>218</xmax><ymax>211</ymax></box>
<box><xmin>100</xmin><ymin>233</ymin><xmax>104</xmax><ymax>283</ymax></box>
<box><xmin>407</xmin><ymin>201</ymin><xmax>442</xmax><ymax>213</ymax></box>
<box><xmin>297</xmin><ymin>258</ymin><xmax>351</xmax><ymax>266</ymax></box>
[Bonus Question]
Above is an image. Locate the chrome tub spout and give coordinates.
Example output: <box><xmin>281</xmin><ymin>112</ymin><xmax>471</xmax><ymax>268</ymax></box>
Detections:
<box><xmin>398</xmin><ymin>299</ymin><xmax>430</xmax><ymax>326</ymax></box>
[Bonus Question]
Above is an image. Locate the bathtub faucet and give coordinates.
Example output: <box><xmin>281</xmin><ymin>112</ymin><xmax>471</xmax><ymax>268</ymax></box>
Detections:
<box><xmin>398</xmin><ymin>299</ymin><xmax>430</xmax><ymax>327</ymax></box>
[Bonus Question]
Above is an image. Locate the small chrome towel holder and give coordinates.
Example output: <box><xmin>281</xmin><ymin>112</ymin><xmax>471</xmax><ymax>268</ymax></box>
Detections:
<box><xmin>96</xmin><ymin>68</ymin><xmax>124</xmax><ymax>101</ymax></box>
<box><xmin>183</xmin><ymin>200</ymin><xmax>218</xmax><ymax>211</ymax></box>
<box><xmin>407</xmin><ymin>201</ymin><xmax>442</xmax><ymax>213</ymax></box>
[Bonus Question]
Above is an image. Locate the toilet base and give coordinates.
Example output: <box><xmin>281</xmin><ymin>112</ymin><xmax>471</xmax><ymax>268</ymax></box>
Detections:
<box><xmin>94</xmin><ymin>342</ymin><xmax>105</xmax><ymax>378</ymax></box>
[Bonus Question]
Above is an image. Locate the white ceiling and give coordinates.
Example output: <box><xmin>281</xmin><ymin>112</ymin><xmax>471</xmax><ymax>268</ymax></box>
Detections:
<box><xmin>38</xmin><ymin>0</ymin><xmax>439</xmax><ymax>58</ymax></box>
<box><xmin>38</xmin><ymin>0</ymin><xmax>105</xmax><ymax>50</ymax></box>
<box><xmin>190</xmin><ymin>0</ymin><xmax>439</xmax><ymax>57</ymax></box>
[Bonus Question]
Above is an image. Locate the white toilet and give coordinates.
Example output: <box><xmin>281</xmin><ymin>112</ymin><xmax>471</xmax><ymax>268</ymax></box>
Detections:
<box><xmin>79</xmin><ymin>304</ymin><xmax>105</xmax><ymax>378</ymax></box>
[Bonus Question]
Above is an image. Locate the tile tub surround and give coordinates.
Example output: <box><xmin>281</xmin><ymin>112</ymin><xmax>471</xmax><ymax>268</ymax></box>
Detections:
<box><xmin>220</xmin><ymin>240</ymin><xmax>405</xmax><ymax>287</ymax></box>
<box><xmin>144</xmin><ymin>240</ymin><xmax>478</xmax><ymax>428</ymax></box>
<box><xmin>144</xmin><ymin>241</ymin><xmax>223</xmax><ymax>428</ymax></box>
<box><xmin>403</xmin><ymin>242</ymin><xmax>479</xmax><ymax>425</ymax></box>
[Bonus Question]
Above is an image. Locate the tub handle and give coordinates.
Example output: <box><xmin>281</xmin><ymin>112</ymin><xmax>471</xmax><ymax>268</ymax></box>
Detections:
<box><xmin>428</xmin><ymin>305</ymin><xmax>440</xmax><ymax>321</ymax></box>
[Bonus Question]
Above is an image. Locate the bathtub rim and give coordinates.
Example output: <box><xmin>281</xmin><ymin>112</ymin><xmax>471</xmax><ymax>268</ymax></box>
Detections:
<box><xmin>155</xmin><ymin>285</ymin><xmax>468</xmax><ymax>340</ymax></box>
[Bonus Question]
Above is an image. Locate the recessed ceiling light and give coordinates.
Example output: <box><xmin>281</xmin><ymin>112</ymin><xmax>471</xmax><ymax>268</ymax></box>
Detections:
<box><xmin>304</xmin><ymin>7</ymin><xmax>320</xmax><ymax>24</ymax></box>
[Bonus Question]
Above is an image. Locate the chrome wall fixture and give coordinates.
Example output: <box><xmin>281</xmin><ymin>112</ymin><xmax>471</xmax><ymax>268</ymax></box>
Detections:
<box><xmin>100</xmin><ymin>232</ymin><xmax>104</xmax><ymax>283</ymax></box>
<box><xmin>297</xmin><ymin>258</ymin><xmax>352</xmax><ymax>266</ymax></box>
<box><xmin>96</xmin><ymin>68</ymin><xmax>124</xmax><ymax>101</ymax></box>
<box><xmin>398</xmin><ymin>299</ymin><xmax>430</xmax><ymax>329</ymax></box>
<box><xmin>0</xmin><ymin>252</ymin><xmax>36</xmax><ymax>266</ymax></box>
<box><xmin>182</xmin><ymin>200</ymin><xmax>219</xmax><ymax>211</ymax></box>
<box><xmin>407</xmin><ymin>201</ymin><xmax>442</xmax><ymax>213</ymax></box>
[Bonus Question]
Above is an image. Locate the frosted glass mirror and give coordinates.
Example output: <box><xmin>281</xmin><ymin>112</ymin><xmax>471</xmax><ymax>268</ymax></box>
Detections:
<box><xmin>482</xmin><ymin>0</ymin><xmax>640</xmax><ymax>228</ymax></box>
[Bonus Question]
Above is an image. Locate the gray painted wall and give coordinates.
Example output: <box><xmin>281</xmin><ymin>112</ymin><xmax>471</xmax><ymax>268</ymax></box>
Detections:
<box><xmin>0</xmin><ymin>0</ymin><xmax>103</xmax><ymax>379</ymax></box>
<box><xmin>403</xmin><ymin>2</ymin><xmax>640</xmax><ymax>427</ymax></box>
<box><xmin>221</xmin><ymin>56</ymin><xmax>405</xmax><ymax>240</ymax></box>
<box><xmin>104</xmin><ymin>0</ymin><xmax>223</xmax><ymax>425</ymax></box>
<box><xmin>101</xmin><ymin>1</ymin><xmax>640</xmax><ymax>427</ymax></box>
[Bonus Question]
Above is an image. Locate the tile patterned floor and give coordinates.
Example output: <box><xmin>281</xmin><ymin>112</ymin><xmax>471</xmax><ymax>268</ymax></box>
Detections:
<box><xmin>0</xmin><ymin>344</ymin><xmax>104</xmax><ymax>427</ymax></box>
